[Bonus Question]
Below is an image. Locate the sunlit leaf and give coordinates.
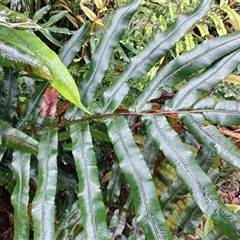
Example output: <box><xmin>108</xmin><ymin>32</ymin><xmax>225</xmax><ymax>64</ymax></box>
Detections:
<box><xmin>0</xmin><ymin>26</ymin><xmax>91</xmax><ymax>115</ymax></box>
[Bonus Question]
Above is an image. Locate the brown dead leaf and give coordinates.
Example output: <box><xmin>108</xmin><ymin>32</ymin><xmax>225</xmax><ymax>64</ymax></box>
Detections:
<box><xmin>41</xmin><ymin>87</ymin><xmax>59</xmax><ymax>118</ymax></box>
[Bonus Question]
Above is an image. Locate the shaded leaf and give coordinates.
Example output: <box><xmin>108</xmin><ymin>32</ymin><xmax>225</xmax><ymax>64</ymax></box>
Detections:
<box><xmin>16</xmin><ymin>80</ymin><xmax>48</xmax><ymax>130</ymax></box>
<box><xmin>0</xmin><ymin>119</ymin><xmax>38</xmax><ymax>155</ymax></box>
<box><xmin>42</xmin><ymin>10</ymin><xmax>68</xmax><ymax>28</ymax></box>
<box><xmin>32</xmin><ymin>5</ymin><xmax>51</xmax><ymax>22</ymax></box>
<box><xmin>109</xmin><ymin>209</ymin><xmax>126</xmax><ymax>239</ymax></box>
<box><xmin>106</xmin><ymin>162</ymin><xmax>124</xmax><ymax>201</ymax></box>
<box><xmin>54</xmin><ymin>201</ymin><xmax>83</xmax><ymax>240</ymax></box>
<box><xmin>0</xmin><ymin>165</ymin><xmax>13</xmax><ymax>189</ymax></box>
<box><xmin>0</xmin><ymin>67</ymin><xmax>18</xmax><ymax>123</ymax></box>
<box><xmin>58</xmin><ymin>23</ymin><xmax>91</xmax><ymax>67</ymax></box>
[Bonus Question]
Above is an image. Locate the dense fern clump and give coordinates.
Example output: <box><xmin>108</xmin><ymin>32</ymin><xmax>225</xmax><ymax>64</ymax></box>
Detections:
<box><xmin>1</xmin><ymin>0</ymin><xmax>240</xmax><ymax>239</ymax></box>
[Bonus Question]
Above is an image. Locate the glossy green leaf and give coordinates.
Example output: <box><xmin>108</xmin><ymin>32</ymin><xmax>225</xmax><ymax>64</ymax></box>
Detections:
<box><xmin>100</xmin><ymin>0</ymin><xmax>212</xmax><ymax>113</ymax></box>
<box><xmin>142</xmin><ymin>115</ymin><xmax>240</xmax><ymax>239</ymax></box>
<box><xmin>70</xmin><ymin>122</ymin><xmax>110</xmax><ymax>240</ymax></box>
<box><xmin>180</xmin><ymin>113</ymin><xmax>240</xmax><ymax>169</ymax></box>
<box><xmin>0</xmin><ymin>26</ymin><xmax>91</xmax><ymax>115</ymax></box>
<box><xmin>193</xmin><ymin>97</ymin><xmax>240</xmax><ymax>126</ymax></box>
<box><xmin>166</xmin><ymin>49</ymin><xmax>240</xmax><ymax>110</ymax></box>
<box><xmin>59</xmin><ymin>23</ymin><xmax>91</xmax><ymax>67</ymax></box>
<box><xmin>11</xmin><ymin>150</ymin><xmax>31</xmax><ymax>240</ymax></box>
<box><xmin>105</xmin><ymin>116</ymin><xmax>173</xmax><ymax>240</ymax></box>
<box><xmin>0</xmin><ymin>67</ymin><xmax>18</xmax><ymax>123</ymax></box>
<box><xmin>0</xmin><ymin>5</ymin><xmax>42</xmax><ymax>29</ymax></box>
<box><xmin>16</xmin><ymin>25</ymin><xmax>89</xmax><ymax>130</ymax></box>
<box><xmin>32</xmin><ymin>127</ymin><xmax>58</xmax><ymax>240</ymax></box>
<box><xmin>131</xmin><ymin>30</ymin><xmax>240</xmax><ymax>112</ymax></box>
<box><xmin>0</xmin><ymin>119</ymin><xmax>38</xmax><ymax>155</ymax></box>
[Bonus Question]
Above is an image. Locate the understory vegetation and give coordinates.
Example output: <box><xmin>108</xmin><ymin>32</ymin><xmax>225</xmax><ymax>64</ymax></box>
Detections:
<box><xmin>1</xmin><ymin>0</ymin><xmax>240</xmax><ymax>239</ymax></box>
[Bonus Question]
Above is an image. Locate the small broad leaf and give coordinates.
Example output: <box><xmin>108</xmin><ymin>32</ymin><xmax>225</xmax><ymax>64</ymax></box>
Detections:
<box><xmin>0</xmin><ymin>26</ymin><xmax>91</xmax><ymax>115</ymax></box>
<box><xmin>32</xmin><ymin>5</ymin><xmax>51</xmax><ymax>22</ymax></box>
<box><xmin>41</xmin><ymin>10</ymin><xmax>69</xmax><ymax>28</ymax></box>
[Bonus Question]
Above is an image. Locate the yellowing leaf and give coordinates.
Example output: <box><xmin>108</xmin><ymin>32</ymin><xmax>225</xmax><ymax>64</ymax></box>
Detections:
<box><xmin>80</xmin><ymin>4</ymin><xmax>96</xmax><ymax>21</ymax></box>
<box><xmin>94</xmin><ymin>18</ymin><xmax>105</xmax><ymax>27</ymax></box>
<box><xmin>94</xmin><ymin>0</ymin><xmax>104</xmax><ymax>9</ymax></box>
<box><xmin>0</xmin><ymin>26</ymin><xmax>91</xmax><ymax>115</ymax></box>
<box><xmin>223</xmin><ymin>73</ymin><xmax>240</xmax><ymax>85</ymax></box>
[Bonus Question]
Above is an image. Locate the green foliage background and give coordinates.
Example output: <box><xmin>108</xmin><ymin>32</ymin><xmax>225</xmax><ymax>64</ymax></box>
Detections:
<box><xmin>1</xmin><ymin>0</ymin><xmax>240</xmax><ymax>239</ymax></box>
